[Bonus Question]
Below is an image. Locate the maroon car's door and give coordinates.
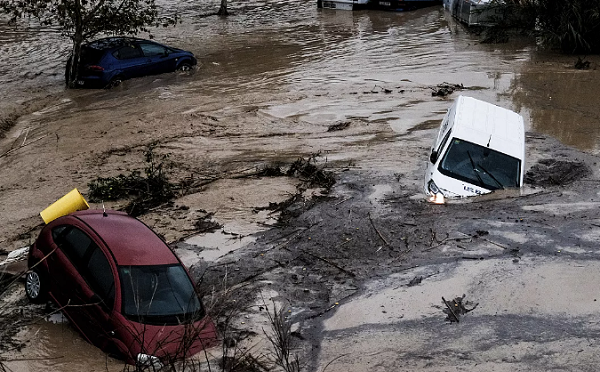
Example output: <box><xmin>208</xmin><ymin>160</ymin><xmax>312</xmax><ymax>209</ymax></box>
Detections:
<box><xmin>47</xmin><ymin>226</ymin><xmax>115</xmax><ymax>348</ymax></box>
<box><xmin>74</xmin><ymin>243</ymin><xmax>117</xmax><ymax>349</ymax></box>
<box><xmin>46</xmin><ymin>226</ymin><xmax>94</xmax><ymax>321</ymax></box>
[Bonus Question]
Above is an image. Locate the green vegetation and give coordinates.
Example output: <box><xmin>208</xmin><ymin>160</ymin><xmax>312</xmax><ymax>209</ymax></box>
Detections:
<box><xmin>490</xmin><ymin>0</ymin><xmax>600</xmax><ymax>53</ymax></box>
<box><xmin>535</xmin><ymin>0</ymin><xmax>600</xmax><ymax>53</ymax></box>
<box><xmin>88</xmin><ymin>143</ymin><xmax>175</xmax><ymax>216</ymax></box>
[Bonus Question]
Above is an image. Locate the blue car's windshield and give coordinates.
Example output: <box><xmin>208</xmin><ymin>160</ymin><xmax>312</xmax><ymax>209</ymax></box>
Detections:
<box><xmin>119</xmin><ymin>264</ymin><xmax>204</xmax><ymax>325</ymax></box>
<box><xmin>438</xmin><ymin>138</ymin><xmax>521</xmax><ymax>190</ymax></box>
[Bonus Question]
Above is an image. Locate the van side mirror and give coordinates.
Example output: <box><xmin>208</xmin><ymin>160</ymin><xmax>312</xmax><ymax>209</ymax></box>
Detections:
<box><xmin>430</xmin><ymin>150</ymin><xmax>438</xmax><ymax>164</ymax></box>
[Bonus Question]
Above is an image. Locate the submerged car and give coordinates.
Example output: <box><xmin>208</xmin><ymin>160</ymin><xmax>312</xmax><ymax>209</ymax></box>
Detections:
<box><xmin>424</xmin><ymin>95</ymin><xmax>525</xmax><ymax>201</ymax></box>
<box><xmin>66</xmin><ymin>37</ymin><xmax>197</xmax><ymax>88</ymax></box>
<box><xmin>25</xmin><ymin>210</ymin><xmax>217</xmax><ymax>366</ymax></box>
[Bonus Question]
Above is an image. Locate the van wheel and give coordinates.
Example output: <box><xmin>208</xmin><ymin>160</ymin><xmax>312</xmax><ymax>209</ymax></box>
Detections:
<box><xmin>25</xmin><ymin>267</ymin><xmax>47</xmax><ymax>304</ymax></box>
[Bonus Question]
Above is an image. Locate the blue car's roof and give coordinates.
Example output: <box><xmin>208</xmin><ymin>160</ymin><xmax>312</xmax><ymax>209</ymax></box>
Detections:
<box><xmin>86</xmin><ymin>37</ymin><xmax>154</xmax><ymax>51</ymax></box>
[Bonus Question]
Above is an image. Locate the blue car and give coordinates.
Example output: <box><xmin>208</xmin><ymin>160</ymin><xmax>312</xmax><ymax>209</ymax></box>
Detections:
<box><xmin>66</xmin><ymin>37</ymin><xmax>197</xmax><ymax>88</ymax></box>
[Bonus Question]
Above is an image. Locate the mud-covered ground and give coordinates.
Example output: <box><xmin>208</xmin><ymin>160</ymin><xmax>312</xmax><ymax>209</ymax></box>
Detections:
<box><xmin>2</xmin><ymin>2</ymin><xmax>600</xmax><ymax>371</ymax></box>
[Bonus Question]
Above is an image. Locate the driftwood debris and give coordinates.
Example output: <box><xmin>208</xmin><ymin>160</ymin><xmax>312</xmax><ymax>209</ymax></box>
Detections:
<box><xmin>368</xmin><ymin>212</ymin><xmax>390</xmax><ymax>247</ymax></box>
<box><xmin>327</xmin><ymin>122</ymin><xmax>351</xmax><ymax>132</ymax></box>
<box><xmin>300</xmin><ymin>249</ymin><xmax>356</xmax><ymax>278</ymax></box>
<box><xmin>442</xmin><ymin>294</ymin><xmax>479</xmax><ymax>323</ymax></box>
<box><xmin>430</xmin><ymin>82</ymin><xmax>465</xmax><ymax>97</ymax></box>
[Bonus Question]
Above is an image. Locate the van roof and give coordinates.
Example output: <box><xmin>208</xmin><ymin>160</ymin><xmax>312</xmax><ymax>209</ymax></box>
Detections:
<box><xmin>451</xmin><ymin>96</ymin><xmax>524</xmax><ymax>160</ymax></box>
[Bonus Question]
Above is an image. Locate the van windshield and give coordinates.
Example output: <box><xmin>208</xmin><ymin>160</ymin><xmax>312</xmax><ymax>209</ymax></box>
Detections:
<box><xmin>438</xmin><ymin>138</ymin><xmax>521</xmax><ymax>190</ymax></box>
<box><xmin>119</xmin><ymin>264</ymin><xmax>204</xmax><ymax>325</ymax></box>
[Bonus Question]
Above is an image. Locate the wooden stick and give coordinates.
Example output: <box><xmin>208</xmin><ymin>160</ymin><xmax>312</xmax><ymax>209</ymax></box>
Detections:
<box><xmin>0</xmin><ymin>134</ymin><xmax>49</xmax><ymax>158</ymax></box>
<box><xmin>300</xmin><ymin>249</ymin><xmax>356</xmax><ymax>278</ymax></box>
<box><xmin>442</xmin><ymin>296</ymin><xmax>460</xmax><ymax>323</ymax></box>
<box><xmin>368</xmin><ymin>212</ymin><xmax>390</xmax><ymax>246</ymax></box>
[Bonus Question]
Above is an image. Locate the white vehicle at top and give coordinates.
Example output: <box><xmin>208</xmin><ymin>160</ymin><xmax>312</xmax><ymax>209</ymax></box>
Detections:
<box><xmin>424</xmin><ymin>96</ymin><xmax>525</xmax><ymax>202</ymax></box>
<box><xmin>317</xmin><ymin>0</ymin><xmax>369</xmax><ymax>11</ymax></box>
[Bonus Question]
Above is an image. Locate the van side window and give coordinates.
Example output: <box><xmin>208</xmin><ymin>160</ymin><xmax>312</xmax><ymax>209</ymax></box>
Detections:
<box><xmin>437</xmin><ymin>129</ymin><xmax>452</xmax><ymax>155</ymax></box>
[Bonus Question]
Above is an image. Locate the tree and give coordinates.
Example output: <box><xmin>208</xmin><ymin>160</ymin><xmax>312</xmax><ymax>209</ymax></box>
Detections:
<box><xmin>0</xmin><ymin>0</ymin><xmax>178</xmax><ymax>87</ymax></box>
<box><xmin>218</xmin><ymin>0</ymin><xmax>228</xmax><ymax>16</ymax></box>
<box><xmin>489</xmin><ymin>0</ymin><xmax>600</xmax><ymax>53</ymax></box>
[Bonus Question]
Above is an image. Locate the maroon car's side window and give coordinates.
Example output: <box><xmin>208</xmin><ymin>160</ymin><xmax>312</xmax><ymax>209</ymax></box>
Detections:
<box><xmin>51</xmin><ymin>225</ymin><xmax>68</xmax><ymax>241</ymax></box>
<box><xmin>52</xmin><ymin>226</ymin><xmax>116</xmax><ymax>311</ymax></box>
<box><xmin>84</xmin><ymin>247</ymin><xmax>115</xmax><ymax>311</ymax></box>
<box><xmin>61</xmin><ymin>227</ymin><xmax>93</xmax><ymax>268</ymax></box>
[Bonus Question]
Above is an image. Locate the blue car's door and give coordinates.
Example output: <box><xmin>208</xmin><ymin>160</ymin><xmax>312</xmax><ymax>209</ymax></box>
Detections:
<box><xmin>138</xmin><ymin>42</ymin><xmax>177</xmax><ymax>75</ymax></box>
<box><xmin>111</xmin><ymin>45</ymin><xmax>152</xmax><ymax>78</ymax></box>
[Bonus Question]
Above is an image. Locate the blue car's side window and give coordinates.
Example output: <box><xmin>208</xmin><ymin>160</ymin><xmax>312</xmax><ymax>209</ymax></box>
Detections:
<box><xmin>113</xmin><ymin>45</ymin><xmax>143</xmax><ymax>60</ymax></box>
<box><xmin>139</xmin><ymin>43</ymin><xmax>168</xmax><ymax>57</ymax></box>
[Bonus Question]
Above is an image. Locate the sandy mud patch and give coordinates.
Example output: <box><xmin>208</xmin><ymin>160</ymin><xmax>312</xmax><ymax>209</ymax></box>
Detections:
<box><xmin>317</xmin><ymin>256</ymin><xmax>600</xmax><ymax>372</ymax></box>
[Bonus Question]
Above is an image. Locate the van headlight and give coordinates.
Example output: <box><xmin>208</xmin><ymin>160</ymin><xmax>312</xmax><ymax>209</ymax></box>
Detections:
<box><xmin>428</xmin><ymin>180</ymin><xmax>440</xmax><ymax>195</ymax></box>
<box><xmin>137</xmin><ymin>353</ymin><xmax>163</xmax><ymax>370</ymax></box>
<box><xmin>427</xmin><ymin>181</ymin><xmax>445</xmax><ymax>204</ymax></box>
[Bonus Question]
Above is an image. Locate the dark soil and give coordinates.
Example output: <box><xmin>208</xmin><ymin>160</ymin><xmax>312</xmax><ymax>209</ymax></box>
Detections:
<box><xmin>191</xmin><ymin>135</ymin><xmax>599</xmax><ymax>371</ymax></box>
<box><xmin>194</xmin><ymin>212</ymin><xmax>222</xmax><ymax>233</ymax></box>
<box><xmin>327</xmin><ymin>122</ymin><xmax>351</xmax><ymax>132</ymax></box>
<box><xmin>0</xmin><ymin>113</ymin><xmax>18</xmax><ymax>140</ymax></box>
<box><xmin>524</xmin><ymin>159</ymin><xmax>591</xmax><ymax>186</ymax></box>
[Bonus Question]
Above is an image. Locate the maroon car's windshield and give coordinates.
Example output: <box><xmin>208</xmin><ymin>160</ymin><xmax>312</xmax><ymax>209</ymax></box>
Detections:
<box><xmin>119</xmin><ymin>264</ymin><xmax>204</xmax><ymax>325</ymax></box>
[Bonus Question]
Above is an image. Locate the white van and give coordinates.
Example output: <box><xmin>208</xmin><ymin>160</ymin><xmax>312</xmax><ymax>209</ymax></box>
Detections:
<box><xmin>424</xmin><ymin>96</ymin><xmax>525</xmax><ymax>201</ymax></box>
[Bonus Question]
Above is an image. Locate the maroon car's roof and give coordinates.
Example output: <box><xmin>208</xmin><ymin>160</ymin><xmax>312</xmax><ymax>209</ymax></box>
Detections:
<box><xmin>71</xmin><ymin>210</ymin><xmax>179</xmax><ymax>266</ymax></box>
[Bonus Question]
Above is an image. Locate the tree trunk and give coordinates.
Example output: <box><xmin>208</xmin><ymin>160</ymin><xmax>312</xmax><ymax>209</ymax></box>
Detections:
<box><xmin>217</xmin><ymin>0</ymin><xmax>228</xmax><ymax>16</ymax></box>
<box><xmin>67</xmin><ymin>0</ymin><xmax>84</xmax><ymax>88</ymax></box>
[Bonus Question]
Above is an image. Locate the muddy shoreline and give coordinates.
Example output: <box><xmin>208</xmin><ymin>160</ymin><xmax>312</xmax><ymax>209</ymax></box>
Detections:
<box><xmin>2</xmin><ymin>120</ymin><xmax>600</xmax><ymax>371</ymax></box>
<box><xmin>193</xmin><ymin>133</ymin><xmax>600</xmax><ymax>371</ymax></box>
<box><xmin>2</xmin><ymin>2</ymin><xmax>600</xmax><ymax>370</ymax></box>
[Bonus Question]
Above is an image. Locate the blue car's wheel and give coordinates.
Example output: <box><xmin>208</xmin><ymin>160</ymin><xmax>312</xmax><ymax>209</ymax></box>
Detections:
<box><xmin>105</xmin><ymin>75</ymin><xmax>124</xmax><ymax>89</ymax></box>
<box><xmin>176</xmin><ymin>62</ymin><xmax>193</xmax><ymax>72</ymax></box>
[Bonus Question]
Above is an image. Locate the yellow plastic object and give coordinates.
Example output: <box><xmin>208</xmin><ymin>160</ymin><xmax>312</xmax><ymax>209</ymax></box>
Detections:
<box><xmin>40</xmin><ymin>188</ymin><xmax>90</xmax><ymax>224</ymax></box>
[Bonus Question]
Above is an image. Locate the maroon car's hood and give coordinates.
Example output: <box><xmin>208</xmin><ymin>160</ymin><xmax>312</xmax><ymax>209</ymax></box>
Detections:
<box><xmin>118</xmin><ymin>315</ymin><xmax>218</xmax><ymax>364</ymax></box>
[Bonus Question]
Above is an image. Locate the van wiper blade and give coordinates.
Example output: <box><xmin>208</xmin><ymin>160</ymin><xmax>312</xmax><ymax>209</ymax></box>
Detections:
<box><xmin>477</xmin><ymin>163</ymin><xmax>504</xmax><ymax>190</ymax></box>
<box><xmin>467</xmin><ymin>151</ymin><xmax>485</xmax><ymax>187</ymax></box>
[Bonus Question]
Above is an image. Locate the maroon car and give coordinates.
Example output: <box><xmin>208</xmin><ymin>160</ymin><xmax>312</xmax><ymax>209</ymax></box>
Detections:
<box><xmin>25</xmin><ymin>210</ymin><xmax>217</xmax><ymax>367</ymax></box>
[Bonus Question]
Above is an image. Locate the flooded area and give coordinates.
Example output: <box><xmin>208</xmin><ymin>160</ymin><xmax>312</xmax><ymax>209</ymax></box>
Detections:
<box><xmin>2</xmin><ymin>0</ymin><xmax>600</xmax><ymax>371</ymax></box>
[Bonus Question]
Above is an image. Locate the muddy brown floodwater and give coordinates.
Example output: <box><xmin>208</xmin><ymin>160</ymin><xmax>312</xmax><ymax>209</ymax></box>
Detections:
<box><xmin>2</xmin><ymin>1</ymin><xmax>600</xmax><ymax>371</ymax></box>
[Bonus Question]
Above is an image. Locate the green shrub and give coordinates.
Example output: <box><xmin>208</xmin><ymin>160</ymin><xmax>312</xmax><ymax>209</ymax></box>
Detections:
<box><xmin>88</xmin><ymin>143</ymin><xmax>175</xmax><ymax>216</ymax></box>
